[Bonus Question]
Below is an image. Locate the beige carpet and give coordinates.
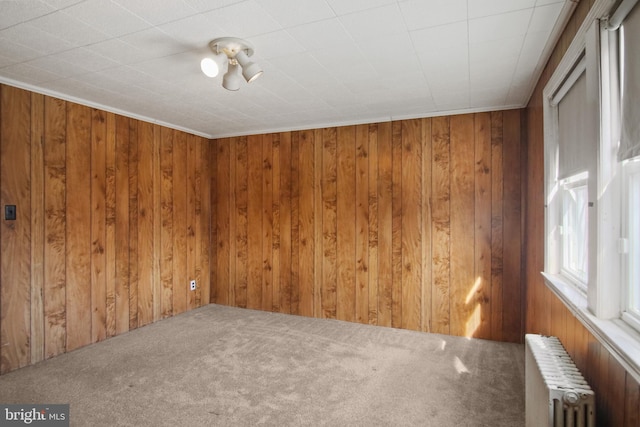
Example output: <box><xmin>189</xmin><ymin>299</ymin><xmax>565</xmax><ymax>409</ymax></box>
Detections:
<box><xmin>0</xmin><ymin>304</ymin><xmax>524</xmax><ymax>426</ymax></box>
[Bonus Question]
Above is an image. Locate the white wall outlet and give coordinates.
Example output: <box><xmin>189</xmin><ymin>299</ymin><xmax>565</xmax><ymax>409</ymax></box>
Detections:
<box><xmin>190</xmin><ymin>280</ymin><xmax>196</xmax><ymax>291</ymax></box>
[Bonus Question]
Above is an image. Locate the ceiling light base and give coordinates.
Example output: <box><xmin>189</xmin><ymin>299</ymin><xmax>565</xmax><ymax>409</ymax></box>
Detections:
<box><xmin>209</xmin><ymin>37</ymin><xmax>255</xmax><ymax>64</ymax></box>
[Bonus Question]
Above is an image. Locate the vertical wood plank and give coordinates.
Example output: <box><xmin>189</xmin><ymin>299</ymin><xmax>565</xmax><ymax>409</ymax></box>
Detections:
<box><xmin>337</xmin><ymin>126</ymin><xmax>356</xmax><ymax>322</ymax></box>
<box><xmin>503</xmin><ymin>109</ymin><xmax>523</xmax><ymax>342</ymax></box>
<box><xmin>215</xmin><ymin>139</ymin><xmax>230</xmax><ymax>306</ymax></box>
<box><xmin>128</xmin><ymin>119</ymin><xmax>138</xmax><ymax>330</ymax></box>
<box><xmin>200</xmin><ymin>137</ymin><xmax>211</xmax><ymax>307</ymax></box>
<box><xmin>355</xmin><ymin>124</ymin><xmax>369</xmax><ymax>324</ymax></box>
<box><xmin>421</xmin><ymin>118</ymin><xmax>432</xmax><ymax>333</ymax></box>
<box><xmin>104</xmin><ymin>112</ymin><xmax>116</xmax><ymax>337</ymax></box>
<box><xmin>490</xmin><ymin>111</ymin><xmax>504</xmax><ymax>341</ymax></box>
<box><xmin>43</xmin><ymin>97</ymin><xmax>67</xmax><ymax>358</ymax></box>
<box><xmin>136</xmin><ymin>121</ymin><xmax>154</xmax><ymax>327</ymax></box>
<box><xmin>474</xmin><ymin>112</ymin><xmax>492</xmax><ymax>339</ymax></box>
<box><xmin>450</xmin><ymin>114</ymin><xmax>475</xmax><ymax>338</ymax></box>
<box><xmin>114</xmin><ymin>115</ymin><xmax>130</xmax><ymax>335</ymax></box>
<box><xmin>391</xmin><ymin>121</ymin><xmax>403</xmax><ymax>328</ymax></box>
<box><xmin>321</xmin><ymin>127</ymin><xmax>337</xmax><ymax>319</ymax></box>
<box><xmin>0</xmin><ymin>86</ymin><xmax>31</xmax><ymax>373</ymax></box>
<box><xmin>186</xmin><ymin>134</ymin><xmax>199</xmax><ymax>310</ymax></box>
<box><xmin>262</xmin><ymin>134</ymin><xmax>273</xmax><ymax>312</ymax></box>
<box><xmin>279</xmin><ymin>132</ymin><xmax>292</xmax><ymax>314</ymax></box>
<box><xmin>65</xmin><ymin>102</ymin><xmax>91</xmax><ymax>350</ymax></box>
<box><xmin>160</xmin><ymin>128</ymin><xmax>174</xmax><ymax>317</ymax></box>
<box><xmin>30</xmin><ymin>92</ymin><xmax>45</xmax><ymax>364</ymax></box>
<box><xmin>290</xmin><ymin>132</ymin><xmax>300</xmax><ymax>315</ymax></box>
<box><xmin>271</xmin><ymin>135</ymin><xmax>280</xmax><ymax>312</ymax></box>
<box><xmin>313</xmin><ymin>129</ymin><xmax>323</xmax><ymax>318</ymax></box>
<box><xmin>431</xmin><ymin>116</ymin><xmax>451</xmax><ymax>335</ymax></box>
<box><xmin>91</xmin><ymin>108</ymin><xmax>107</xmax><ymax>342</ymax></box>
<box><xmin>247</xmin><ymin>134</ymin><xmax>263</xmax><ymax>310</ymax></box>
<box><xmin>235</xmin><ymin>136</ymin><xmax>248</xmax><ymax>309</ymax></box>
<box><xmin>368</xmin><ymin>124</ymin><xmax>379</xmax><ymax>326</ymax></box>
<box><xmin>172</xmin><ymin>131</ymin><xmax>187</xmax><ymax>315</ymax></box>
<box><xmin>209</xmin><ymin>138</ymin><xmax>217</xmax><ymax>304</ymax></box>
<box><xmin>152</xmin><ymin>126</ymin><xmax>162</xmax><ymax>317</ymax></box>
<box><xmin>193</xmin><ymin>135</ymin><xmax>202</xmax><ymax>308</ymax></box>
<box><xmin>401</xmin><ymin>119</ymin><xmax>422</xmax><ymax>331</ymax></box>
<box><xmin>298</xmin><ymin>130</ymin><xmax>315</xmax><ymax>317</ymax></box>
<box><xmin>377</xmin><ymin>122</ymin><xmax>393</xmax><ymax>327</ymax></box>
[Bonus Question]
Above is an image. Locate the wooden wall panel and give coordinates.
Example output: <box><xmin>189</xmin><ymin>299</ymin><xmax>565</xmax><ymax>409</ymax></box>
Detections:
<box><xmin>431</xmin><ymin>116</ymin><xmax>451</xmax><ymax>335</ymax></box>
<box><xmin>160</xmin><ymin>128</ymin><xmax>174</xmax><ymax>318</ymax></box>
<box><xmin>290</xmin><ymin>132</ymin><xmax>299</xmax><ymax>315</ymax></box>
<box><xmin>298</xmin><ymin>130</ymin><xmax>315</xmax><ymax>318</ymax></box>
<box><xmin>91</xmin><ymin>109</ymin><xmax>107</xmax><ymax>342</ymax></box>
<box><xmin>401</xmin><ymin>119</ymin><xmax>422</xmax><ymax>331</ymax></box>
<box><xmin>502</xmin><ymin>110</ymin><xmax>523</xmax><ymax>343</ymax></box>
<box><xmin>247</xmin><ymin>135</ymin><xmax>263</xmax><ymax>310</ymax></box>
<box><xmin>278</xmin><ymin>133</ymin><xmax>291</xmax><ymax>314</ymax></box>
<box><xmin>0</xmin><ymin>86</ymin><xmax>31</xmax><ymax>373</ymax></box>
<box><xmin>449</xmin><ymin>115</ymin><xmax>475</xmax><ymax>338</ymax></box>
<box><xmin>367</xmin><ymin>124</ymin><xmax>379</xmax><ymax>325</ymax></box>
<box><xmin>200</xmin><ymin>139</ymin><xmax>211</xmax><ymax>307</ymax></box>
<box><xmin>136</xmin><ymin>122</ymin><xmax>154</xmax><ymax>327</ymax></box>
<box><xmin>172</xmin><ymin>132</ymin><xmax>187</xmax><ymax>315</ymax></box>
<box><xmin>43</xmin><ymin>96</ymin><xmax>66</xmax><ymax>358</ymax></box>
<box><xmin>524</xmin><ymin>2</ymin><xmax>640</xmax><ymax>426</ymax></box>
<box><xmin>114</xmin><ymin>115</ymin><xmax>130</xmax><ymax>335</ymax></box>
<box><xmin>261</xmin><ymin>134</ymin><xmax>273</xmax><ymax>311</ymax></box>
<box><xmin>30</xmin><ymin>93</ymin><xmax>44</xmax><ymax>364</ymax></box>
<box><xmin>336</xmin><ymin>126</ymin><xmax>356</xmax><ymax>323</ymax></box>
<box><xmin>128</xmin><ymin>120</ymin><xmax>139</xmax><ymax>330</ymax></box>
<box><xmin>490</xmin><ymin>112</ymin><xmax>504</xmax><ymax>341</ymax></box>
<box><xmin>420</xmin><ymin>118</ymin><xmax>432</xmax><ymax>333</ymax></box>
<box><xmin>65</xmin><ymin>102</ymin><xmax>92</xmax><ymax>351</ymax></box>
<box><xmin>355</xmin><ymin>125</ymin><xmax>369</xmax><ymax>324</ymax></box>
<box><xmin>211</xmin><ymin>110</ymin><xmax>525</xmax><ymax>341</ymax></box>
<box><xmin>0</xmin><ymin>84</ymin><xmax>212</xmax><ymax>374</ymax></box>
<box><xmin>105</xmin><ymin>112</ymin><xmax>116</xmax><ymax>338</ymax></box>
<box><xmin>321</xmin><ymin>128</ymin><xmax>337</xmax><ymax>319</ymax></box>
<box><xmin>377</xmin><ymin>122</ymin><xmax>393</xmax><ymax>327</ymax></box>
<box><xmin>214</xmin><ymin>139</ymin><xmax>229</xmax><ymax>306</ymax></box>
<box><xmin>391</xmin><ymin>122</ymin><xmax>403</xmax><ymax>328</ymax></box>
<box><xmin>473</xmin><ymin>112</ymin><xmax>492</xmax><ymax>340</ymax></box>
<box><xmin>186</xmin><ymin>134</ymin><xmax>199</xmax><ymax>311</ymax></box>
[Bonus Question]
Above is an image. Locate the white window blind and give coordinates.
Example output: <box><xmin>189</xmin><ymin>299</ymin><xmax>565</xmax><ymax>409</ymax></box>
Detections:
<box><xmin>557</xmin><ymin>71</ymin><xmax>593</xmax><ymax>179</ymax></box>
<box><xmin>619</xmin><ymin>3</ymin><xmax>640</xmax><ymax>161</ymax></box>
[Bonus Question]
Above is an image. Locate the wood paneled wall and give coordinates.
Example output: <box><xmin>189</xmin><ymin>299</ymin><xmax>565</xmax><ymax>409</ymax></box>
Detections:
<box><xmin>525</xmin><ymin>0</ymin><xmax>640</xmax><ymax>425</ymax></box>
<box><xmin>0</xmin><ymin>85</ymin><xmax>211</xmax><ymax>374</ymax></box>
<box><xmin>211</xmin><ymin>111</ymin><xmax>525</xmax><ymax>342</ymax></box>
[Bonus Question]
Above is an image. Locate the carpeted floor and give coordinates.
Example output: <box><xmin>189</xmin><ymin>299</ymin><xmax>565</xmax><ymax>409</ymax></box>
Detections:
<box><xmin>0</xmin><ymin>304</ymin><xmax>525</xmax><ymax>426</ymax></box>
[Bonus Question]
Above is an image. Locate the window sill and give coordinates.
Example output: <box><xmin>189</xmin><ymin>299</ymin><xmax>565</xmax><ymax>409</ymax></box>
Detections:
<box><xmin>541</xmin><ymin>272</ymin><xmax>640</xmax><ymax>383</ymax></box>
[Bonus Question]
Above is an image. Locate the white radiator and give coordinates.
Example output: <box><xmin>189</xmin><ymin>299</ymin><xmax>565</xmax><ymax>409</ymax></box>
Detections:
<box><xmin>525</xmin><ymin>334</ymin><xmax>596</xmax><ymax>427</ymax></box>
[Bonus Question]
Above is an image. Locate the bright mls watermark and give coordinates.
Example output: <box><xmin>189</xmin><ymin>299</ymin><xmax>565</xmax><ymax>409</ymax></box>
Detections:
<box><xmin>0</xmin><ymin>404</ymin><xmax>68</xmax><ymax>426</ymax></box>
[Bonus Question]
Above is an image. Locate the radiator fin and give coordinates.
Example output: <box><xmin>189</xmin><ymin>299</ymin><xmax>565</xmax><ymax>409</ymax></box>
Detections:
<box><xmin>525</xmin><ymin>334</ymin><xmax>595</xmax><ymax>427</ymax></box>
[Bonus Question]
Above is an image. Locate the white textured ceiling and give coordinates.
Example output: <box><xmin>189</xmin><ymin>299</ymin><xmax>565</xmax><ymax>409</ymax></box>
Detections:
<box><xmin>0</xmin><ymin>0</ymin><xmax>572</xmax><ymax>138</ymax></box>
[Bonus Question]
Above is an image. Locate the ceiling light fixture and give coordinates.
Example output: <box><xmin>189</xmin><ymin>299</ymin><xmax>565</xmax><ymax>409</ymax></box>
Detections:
<box><xmin>201</xmin><ymin>37</ymin><xmax>263</xmax><ymax>91</ymax></box>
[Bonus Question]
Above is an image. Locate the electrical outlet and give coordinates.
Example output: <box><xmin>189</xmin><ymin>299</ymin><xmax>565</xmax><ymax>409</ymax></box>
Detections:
<box><xmin>190</xmin><ymin>280</ymin><xmax>196</xmax><ymax>291</ymax></box>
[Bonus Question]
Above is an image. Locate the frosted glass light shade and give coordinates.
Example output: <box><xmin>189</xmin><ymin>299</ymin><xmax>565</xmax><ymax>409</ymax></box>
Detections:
<box><xmin>200</xmin><ymin>53</ymin><xmax>227</xmax><ymax>78</ymax></box>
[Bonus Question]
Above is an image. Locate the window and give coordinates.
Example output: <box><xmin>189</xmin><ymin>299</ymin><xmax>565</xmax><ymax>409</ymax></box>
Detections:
<box><xmin>542</xmin><ymin>0</ymin><xmax>640</xmax><ymax>379</ymax></box>
<box><xmin>543</xmin><ymin>56</ymin><xmax>596</xmax><ymax>296</ymax></box>
<box><xmin>618</xmin><ymin>0</ymin><xmax>640</xmax><ymax>334</ymax></box>
<box><xmin>560</xmin><ymin>172</ymin><xmax>589</xmax><ymax>288</ymax></box>
<box><xmin>622</xmin><ymin>159</ymin><xmax>640</xmax><ymax>331</ymax></box>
